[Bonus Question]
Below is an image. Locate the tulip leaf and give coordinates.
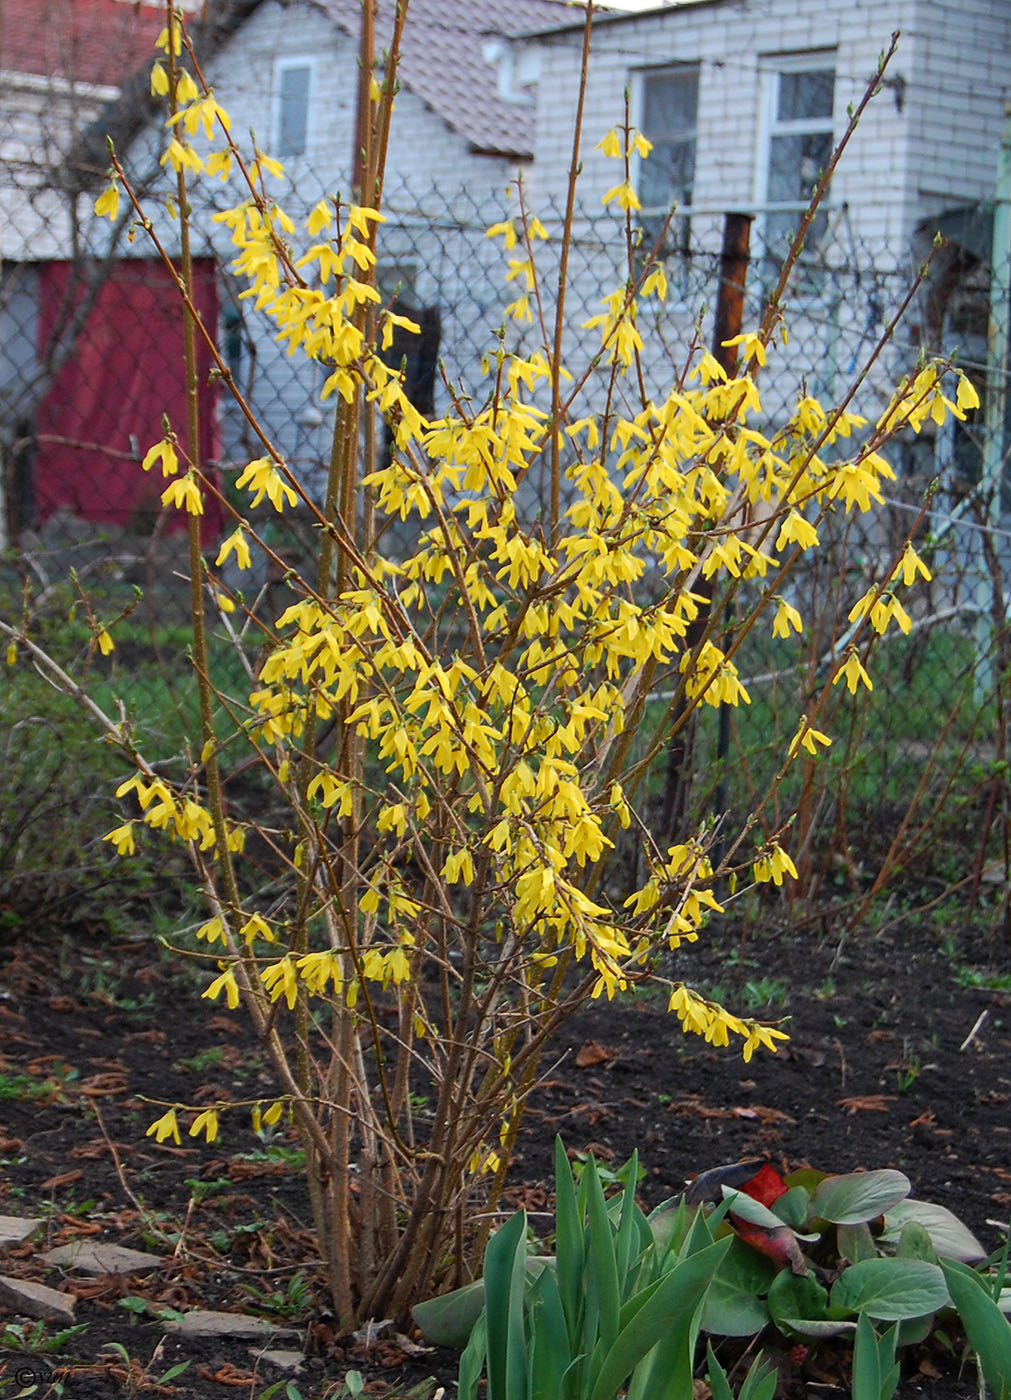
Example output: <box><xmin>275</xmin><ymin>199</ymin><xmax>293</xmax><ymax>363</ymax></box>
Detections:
<box><xmin>810</xmin><ymin>1170</ymin><xmax>910</xmax><ymax>1225</ymax></box>
<box><xmin>587</xmin><ymin>1237</ymin><xmax>731</xmax><ymax>1400</ymax></box>
<box><xmin>483</xmin><ymin>1210</ymin><xmax>528</xmax><ymax>1400</ymax></box>
<box><xmin>830</xmin><ymin>1257</ymin><xmax>950</xmax><ymax>1322</ymax></box>
<box><xmin>412</xmin><ymin>1279</ymin><xmax>486</xmax><ymax>1348</ymax></box>
<box><xmin>941</xmin><ymin>1258</ymin><xmax>1011</xmax><ymax>1399</ymax></box>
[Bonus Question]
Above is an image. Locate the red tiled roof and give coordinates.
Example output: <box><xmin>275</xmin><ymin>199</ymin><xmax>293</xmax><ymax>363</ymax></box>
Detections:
<box><xmin>0</xmin><ymin>0</ymin><xmax>165</xmax><ymax>90</ymax></box>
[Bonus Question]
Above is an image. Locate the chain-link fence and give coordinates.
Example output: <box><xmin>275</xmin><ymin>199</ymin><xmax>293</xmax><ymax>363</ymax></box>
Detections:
<box><xmin>3</xmin><ymin>164</ymin><xmax>1010</xmax><ymax>898</ymax></box>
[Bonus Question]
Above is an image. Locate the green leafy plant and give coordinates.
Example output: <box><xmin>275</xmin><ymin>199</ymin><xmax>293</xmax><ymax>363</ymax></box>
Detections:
<box><xmin>414</xmin><ymin>1139</ymin><xmax>740</xmax><ymax>1399</ymax></box>
<box><xmin>240</xmin><ymin>1272</ymin><xmax>313</xmax><ymax>1320</ymax></box>
<box><xmin>417</xmin><ymin>1150</ymin><xmax>1011</xmax><ymax>1398</ymax></box>
<box><xmin>0</xmin><ymin>1320</ymin><xmax>88</xmax><ymax>1354</ymax></box>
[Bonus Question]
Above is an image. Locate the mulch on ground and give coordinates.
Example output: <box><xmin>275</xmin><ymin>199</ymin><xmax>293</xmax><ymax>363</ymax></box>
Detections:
<box><xmin>1</xmin><ymin>910</ymin><xmax>1009</xmax><ymax>1398</ymax></box>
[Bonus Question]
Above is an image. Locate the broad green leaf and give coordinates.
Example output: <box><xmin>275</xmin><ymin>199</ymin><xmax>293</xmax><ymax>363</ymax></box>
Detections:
<box><xmin>768</xmin><ymin>1270</ymin><xmax>854</xmax><ymax>1338</ymax></box>
<box><xmin>702</xmin><ymin>1238</ymin><xmax>775</xmax><ymax>1337</ymax></box>
<box><xmin>588</xmin><ymin>1237</ymin><xmax>731</xmax><ymax>1400</ymax></box>
<box><xmin>722</xmin><ymin>1186</ymin><xmax>817</xmax><ymax>1242</ymax></box>
<box><xmin>881</xmin><ymin>1199</ymin><xmax>985</xmax><ymax>1263</ymax></box>
<box><xmin>412</xmin><ymin>1279</ymin><xmax>486</xmax><ymax>1347</ymax></box>
<box><xmin>772</xmin><ymin>1186</ymin><xmax>810</xmax><ymax>1230</ymax></box>
<box><xmin>721</xmin><ymin>1187</ymin><xmax>787</xmax><ymax>1231</ymax></box>
<box><xmin>484</xmin><ymin>1211</ymin><xmax>528</xmax><ymax>1400</ymax></box>
<box><xmin>810</xmin><ymin>1170</ymin><xmax>910</xmax><ymax>1225</ymax></box>
<box><xmin>941</xmin><ymin>1258</ymin><xmax>1011</xmax><ymax>1399</ymax></box>
<box><xmin>837</xmin><ymin>1221</ymin><xmax>877</xmax><ymax>1264</ymax></box>
<box><xmin>896</xmin><ymin>1220</ymin><xmax>938</xmax><ymax>1264</ymax></box>
<box><xmin>830</xmin><ymin>1257</ymin><xmax>950</xmax><ymax>1322</ymax></box>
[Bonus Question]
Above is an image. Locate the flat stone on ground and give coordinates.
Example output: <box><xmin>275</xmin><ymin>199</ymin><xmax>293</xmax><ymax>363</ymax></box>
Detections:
<box><xmin>0</xmin><ymin>1274</ymin><xmax>76</xmax><ymax>1324</ymax></box>
<box><xmin>0</xmin><ymin>1216</ymin><xmax>43</xmax><ymax>1252</ymax></box>
<box><xmin>166</xmin><ymin>1310</ymin><xmax>299</xmax><ymax>1340</ymax></box>
<box><xmin>39</xmin><ymin>1242</ymin><xmax>164</xmax><ymax>1275</ymax></box>
<box><xmin>253</xmin><ymin>1348</ymin><xmax>305</xmax><ymax>1373</ymax></box>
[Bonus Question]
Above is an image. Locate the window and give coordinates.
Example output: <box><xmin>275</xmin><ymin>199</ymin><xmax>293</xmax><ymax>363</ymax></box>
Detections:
<box><xmin>275</xmin><ymin>60</ymin><xmax>312</xmax><ymax>158</ymax></box>
<box><xmin>758</xmin><ymin>57</ymin><xmax>835</xmax><ymax>273</ymax></box>
<box><xmin>636</xmin><ymin>65</ymin><xmax>699</xmax><ymax>265</ymax></box>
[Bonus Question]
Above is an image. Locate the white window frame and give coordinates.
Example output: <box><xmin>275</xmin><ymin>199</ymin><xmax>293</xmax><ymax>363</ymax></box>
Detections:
<box><xmin>631</xmin><ymin>62</ymin><xmax>700</xmax><ymax>288</ymax></box>
<box><xmin>755</xmin><ymin>51</ymin><xmax>836</xmax><ymax>277</ymax></box>
<box><xmin>274</xmin><ymin>57</ymin><xmax>315</xmax><ymax>159</ymax></box>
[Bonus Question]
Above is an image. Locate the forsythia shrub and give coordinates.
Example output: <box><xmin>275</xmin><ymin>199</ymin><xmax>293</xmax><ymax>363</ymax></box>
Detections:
<box><xmin>7</xmin><ymin>8</ymin><xmax>976</xmax><ymax>1322</ymax></box>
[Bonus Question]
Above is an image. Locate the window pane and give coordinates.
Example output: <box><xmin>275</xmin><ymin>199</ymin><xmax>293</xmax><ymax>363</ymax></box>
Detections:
<box><xmin>766</xmin><ymin>130</ymin><xmax>833</xmax><ymax>203</ymax></box>
<box><xmin>640</xmin><ymin>137</ymin><xmax>695</xmax><ymax>209</ymax></box>
<box><xmin>278</xmin><ymin>64</ymin><xmax>310</xmax><ymax>156</ymax></box>
<box><xmin>643</xmin><ymin>69</ymin><xmax>698</xmax><ymax>137</ymax></box>
<box><xmin>777</xmin><ymin>69</ymin><xmax>834</xmax><ymax>122</ymax></box>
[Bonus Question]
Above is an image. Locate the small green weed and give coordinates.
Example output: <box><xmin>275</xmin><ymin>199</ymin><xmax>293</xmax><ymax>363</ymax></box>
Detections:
<box><xmin>175</xmin><ymin>1046</ymin><xmax>225</xmax><ymax>1075</ymax></box>
<box><xmin>240</xmin><ymin>1272</ymin><xmax>312</xmax><ymax>1320</ymax></box>
<box><xmin>0</xmin><ymin>1320</ymin><xmax>89</xmax><ymax>1354</ymax></box>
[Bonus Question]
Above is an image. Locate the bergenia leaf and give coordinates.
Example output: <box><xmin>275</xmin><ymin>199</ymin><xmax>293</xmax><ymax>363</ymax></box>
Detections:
<box><xmin>810</xmin><ymin>1170</ymin><xmax>910</xmax><ymax>1225</ymax></box>
<box><xmin>881</xmin><ymin>1199</ymin><xmax>985</xmax><ymax>1263</ymax></box>
<box><xmin>830</xmin><ymin>1257</ymin><xmax>950</xmax><ymax>1322</ymax></box>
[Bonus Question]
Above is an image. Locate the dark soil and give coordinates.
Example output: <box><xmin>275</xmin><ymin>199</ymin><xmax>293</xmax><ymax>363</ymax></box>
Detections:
<box><xmin>1</xmin><ymin>910</ymin><xmax>1010</xmax><ymax>1399</ymax></box>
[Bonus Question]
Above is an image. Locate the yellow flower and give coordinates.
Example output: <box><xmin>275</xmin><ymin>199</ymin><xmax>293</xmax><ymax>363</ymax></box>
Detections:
<box><xmin>146</xmin><ymin>1108</ymin><xmax>180</xmax><ymax>1144</ymax></box>
<box><xmin>754</xmin><ymin>844</ymin><xmax>799</xmax><ymax>886</ymax></box>
<box><xmin>776</xmin><ymin>510</ymin><xmax>819</xmax><ymax>551</ymax></box>
<box><xmin>486</xmin><ymin>220</ymin><xmax>517</xmax><ymax>249</ymax></box>
<box><xmin>235</xmin><ymin>457</ymin><xmax>298</xmax><ymax>512</ymax></box>
<box><xmin>142</xmin><ymin>439</ymin><xmax>179</xmax><ymax>477</ymax></box>
<box><xmin>772</xmin><ymin>599</ymin><xmax>803</xmax><ymax>638</ymax></box>
<box><xmin>95</xmin><ymin>628</ymin><xmax>115</xmax><ymax>655</ymax></box>
<box><xmin>161</xmin><ymin>475</ymin><xmax>203</xmax><ymax>515</ymax></box>
<box><xmin>788</xmin><ymin>718</ymin><xmax>832</xmax><ymax>758</ymax></box>
<box><xmin>155</xmin><ymin>23</ymin><xmax>182</xmax><ymax>54</ymax></box>
<box><xmin>215</xmin><ymin>528</ymin><xmax>252</xmax><ymax>570</ymax></box>
<box><xmin>896</xmin><ymin>543</ymin><xmax>932</xmax><ymax>586</ymax></box>
<box><xmin>205</xmin><ymin>150</ymin><xmax>232</xmax><ymax>181</ymax></box>
<box><xmin>596</xmin><ymin>129</ymin><xmax>622</xmax><ymax>158</ymax></box>
<box><xmin>94</xmin><ymin>182</ymin><xmax>119</xmax><ymax>222</ymax></box>
<box><xmin>836</xmin><ymin>651</ymin><xmax>873</xmax><ymax>695</ymax></box>
<box><xmin>189</xmin><ymin>1108</ymin><xmax>219</xmax><ymax>1143</ymax></box>
<box><xmin>175</xmin><ymin>69</ymin><xmax>199</xmax><ymax>104</ymax></box>
<box><xmin>261</xmin><ymin>957</ymin><xmax>298</xmax><ymax>1009</ymax></box>
<box><xmin>202</xmin><ymin>966</ymin><xmax>240</xmax><ymax>1010</ymax></box>
<box><xmin>307</xmin><ymin>199</ymin><xmax>332</xmax><ymax>235</ymax></box>
<box><xmin>150</xmin><ymin>61</ymin><xmax>169</xmax><ymax>97</ymax></box>
<box><xmin>160</xmin><ymin>139</ymin><xmax>204</xmax><ymax>175</ymax></box>
<box><xmin>956</xmin><ymin>373</ymin><xmax>980</xmax><ymax>414</ymax></box>
<box><xmin>722</xmin><ymin>332</ymin><xmax>767</xmax><ymax>367</ymax></box>
<box><xmin>602</xmin><ymin>183</ymin><xmax>642</xmax><ymax>212</ymax></box>
<box><xmin>103</xmin><ymin>823</ymin><xmax>135</xmax><ymax>856</ymax></box>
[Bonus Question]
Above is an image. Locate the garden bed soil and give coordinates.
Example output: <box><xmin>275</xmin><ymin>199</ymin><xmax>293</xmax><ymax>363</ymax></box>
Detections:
<box><xmin>1</xmin><ymin>912</ymin><xmax>1010</xmax><ymax>1399</ymax></box>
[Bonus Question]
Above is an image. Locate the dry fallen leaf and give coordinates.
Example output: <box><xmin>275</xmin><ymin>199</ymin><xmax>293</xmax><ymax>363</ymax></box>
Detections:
<box><xmin>575</xmin><ymin>1039</ymin><xmax>619</xmax><ymax>1068</ymax></box>
<box><xmin>836</xmin><ymin>1095</ymin><xmax>897</xmax><ymax>1114</ymax></box>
